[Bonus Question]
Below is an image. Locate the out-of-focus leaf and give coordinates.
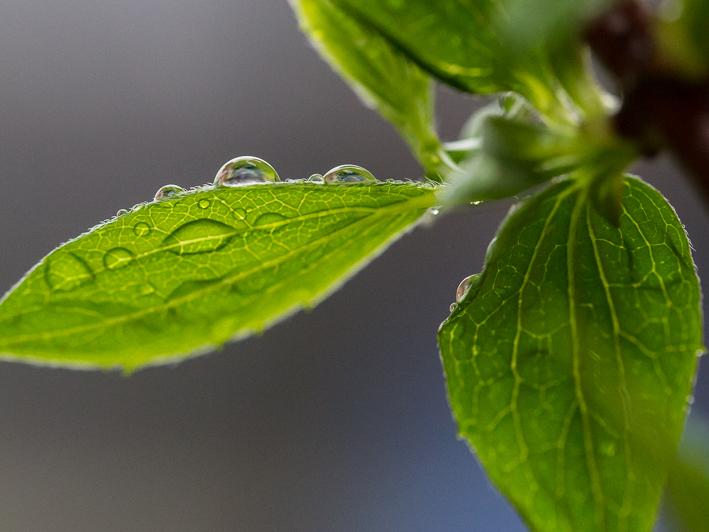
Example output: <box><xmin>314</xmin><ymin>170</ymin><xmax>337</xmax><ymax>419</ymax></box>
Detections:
<box><xmin>663</xmin><ymin>418</ymin><xmax>709</xmax><ymax>532</ymax></box>
<box><xmin>323</xmin><ymin>0</ymin><xmax>609</xmax><ymax>123</ymax></box>
<box><xmin>657</xmin><ymin>0</ymin><xmax>709</xmax><ymax>77</ymax></box>
<box><xmin>439</xmin><ymin>177</ymin><xmax>703</xmax><ymax>532</ymax></box>
<box><xmin>289</xmin><ymin>0</ymin><xmax>445</xmax><ymax>174</ymax></box>
<box><xmin>0</xmin><ymin>181</ymin><xmax>436</xmax><ymax>371</ymax></box>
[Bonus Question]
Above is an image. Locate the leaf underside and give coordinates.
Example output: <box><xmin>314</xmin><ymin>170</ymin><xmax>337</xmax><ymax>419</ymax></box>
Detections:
<box><xmin>0</xmin><ymin>182</ymin><xmax>435</xmax><ymax>371</ymax></box>
<box><xmin>438</xmin><ymin>177</ymin><xmax>703</xmax><ymax>532</ymax></box>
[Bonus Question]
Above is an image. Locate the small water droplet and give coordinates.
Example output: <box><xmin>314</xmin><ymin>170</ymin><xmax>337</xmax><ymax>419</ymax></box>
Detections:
<box><xmin>45</xmin><ymin>252</ymin><xmax>94</xmax><ymax>291</ymax></box>
<box><xmin>470</xmin><ymin>201</ymin><xmax>482</xmax><ymax>206</ymax></box>
<box><xmin>449</xmin><ymin>302</ymin><xmax>457</xmax><ymax>312</ymax></box>
<box><xmin>456</xmin><ymin>274</ymin><xmax>479</xmax><ymax>302</ymax></box>
<box><xmin>133</xmin><ymin>222</ymin><xmax>151</xmax><ymax>237</ymax></box>
<box><xmin>214</xmin><ymin>156</ymin><xmax>280</xmax><ymax>186</ymax></box>
<box><xmin>232</xmin><ymin>208</ymin><xmax>247</xmax><ymax>220</ymax></box>
<box><xmin>308</xmin><ymin>174</ymin><xmax>324</xmax><ymax>183</ymax></box>
<box><xmin>104</xmin><ymin>247</ymin><xmax>135</xmax><ymax>270</ymax></box>
<box><xmin>198</xmin><ymin>199</ymin><xmax>211</xmax><ymax>209</ymax></box>
<box><xmin>116</xmin><ymin>209</ymin><xmax>129</xmax><ymax>217</ymax></box>
<box><xmin>429</xmin><ymin>207</ymin><xmax>440</xmax><ymax>216</ymax></box>
<box><xmin>323</xmin><ymin>164</ymin><xmax>376</xmax><ymax>184</ymax></box>
<box><xmin>254</xmin><ymin>213</ymin><xmax>287</xmax><ymax>227</ymax></box>
<box><xmin>162</xmin><ymin>219</ymin><xmax>237</xmax><ymax>255</ymax></box>
<box><xmin>154</xmin><ymin>185</ymin><xmax>185</xmax><ymax>201</ymax></box>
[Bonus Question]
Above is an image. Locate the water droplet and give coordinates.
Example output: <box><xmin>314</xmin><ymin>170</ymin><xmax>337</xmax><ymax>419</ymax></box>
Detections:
<box><xmin>104</xmin><ymin>247</ymin><xmax>135</xmax><ymax>270</ymax></box>
<box><xmin>471</xmin><ymin>201</ymin><xmax>482</xmax><ymax>206</ymax></box>
<box><xmin>116</xmin><ymin>209</ymin><xmax>128</xmax><ymax>217</ymax></box>
<box><xmin>456</xmin><ymin>274</ymin><xmax>479</xmax><ymax>302</ymax></box>
<box><xmin>45</xmin><ymin>252</ymin><xmax>94</xmax><ymax>291</ymax></box>
<box><xmin>232</xmin><ymin>208</ymin><xmax>247</xmax><ymax>220</ymax></box>
<box><xmin>323</xmin><ymin>164</ymin><xmax>376</xmax><ymax>184</ymax></box>
<box><xmin>429</xmin><ymin>207</ymin><xmax>440</xmax><ymax>216</ymax></box>
<box><xmin>162</xmin><ymin>219</ymin><xmax>237</xmax><ymax>255</ymax></box>
<box><xmin>198</xmin><ymin>199</ymin><xmax>211</xmax><ymax>209</ymax></box>
<box><xmin>133</xmin><ymin>222</ymin><xmax>151</xmax><ymax>237</ymax></box>
<box><xmin>449</xmin><ymin>302</ymin><xmax>458</xmax><ymax>312</ymax></box>
<box><xmin>254</xmin><ymin>213</ymin><xmax>287</xmax><ymax>227</ymax></box>
<box><xmin>154</xmin><ymin>185</ymin><xmax>185</xmax><ymax>201</ymax></box>
<box><xmin>307</xmin><ymin>174</ymin><xmax>324</xmax><ymax>183</ymax></box>
<box><xmin>214</xmin><ymin>156</ymin><xmax>280</xmax><ymax>186</ymax></box>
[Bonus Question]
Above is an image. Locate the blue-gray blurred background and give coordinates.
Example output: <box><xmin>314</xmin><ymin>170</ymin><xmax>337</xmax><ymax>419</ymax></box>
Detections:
<box><xmin>0</xmin><ymin>1</ymin><xmax>705</xmax><ymax>530</ymax></box>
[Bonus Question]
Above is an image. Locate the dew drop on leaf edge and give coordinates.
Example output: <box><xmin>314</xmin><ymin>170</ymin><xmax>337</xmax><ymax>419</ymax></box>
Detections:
<box><xmin>214</xmin><ymin>156</ymin><xmax>280</xmax><ymax>186</ymax></box>
<box><xmin>154</xmin><ymin>184</ymin><xmax>185</xmax><ymax>201</ymax></box>
<box><xmin>456</xmin><ymin>274</ymin><xmax>479</xmax><ymax>303</ymax></box>
<box><xmin>323</xmin><ymin>164</ymin><xmax>376</xmax><ymax>184</ymax></box>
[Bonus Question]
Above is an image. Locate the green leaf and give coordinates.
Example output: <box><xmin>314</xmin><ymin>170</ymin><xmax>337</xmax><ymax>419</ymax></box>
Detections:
<box><xmin>0</xmin><ymin>181</ymin><xmax>436</xmax><ymax>371</ymax></box>
<box><xmin>289</xmin><ymin>0</ymin><xmax>445</xmax><ymax>175</ymax></box>
<box><xmin>439</xmin><ymin>99</ymin><xmax>637</xmax><ymax>215</ymax></box>
<box><xmin>323</xmin><ymin>0</ymin><xmax>607</xmax><ymax>124</ymax></box>
<box><xmin>657</xmin><ymin>0</ymin><xmax>709</xmax><ymax>77</ymax></box>
<box><xmin>663</xmin><ymin>418</ymin><xmax>709</xmax><ymax>532</ymax></box>
<box><xmin>438</xmin><ymin>177</ymin><xmax>703</xmax><ymax>531</ymax></box>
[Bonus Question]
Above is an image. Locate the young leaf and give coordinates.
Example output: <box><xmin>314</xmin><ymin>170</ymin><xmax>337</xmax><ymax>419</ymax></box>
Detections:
<box><xmin>0</xmin><ymin>181</ymin><xmax>436</xmax><ymax>371</ymax></box>
<box><xmin>289</xmin><ymin>0</ymin><xmax>445</xmax><ymax>175</ymax></box>
<box><xmin>323</xmin><ymin>0</ymin><xmax>605</xmax><ymax>123</ymax></box>
<box><xmin>438</xmin><ymin>177</ymin><xmax>703</xmax><ymax>532</ymax></box>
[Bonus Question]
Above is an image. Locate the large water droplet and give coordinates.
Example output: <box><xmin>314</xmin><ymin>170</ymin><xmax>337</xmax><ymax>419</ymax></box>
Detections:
<box><xmin>133</xmin><ymin>222</ymin><xmax>151</xmax><ymax>237</ymax></box>
<box><xmin>104</xmin><ymin>247</ymin><xmax>135</xmax><ymax>270</ymax></box>
<box><xmin>214</xmin><ymin>156</ymin><xmax>280</xmax><ymax>186</ymax></box>
<box><xmin>254</xmin><ymin>213</ymin><xmax>287</xmax><ymax>227</ymax></box>
<box><xmin>162</xmin><ymin>219</ymin><xmax>237</xmax><ymax>255</ymax></box>
<box><xmin>323</xmin><ymin>165</ymin><xmax>376</xmax><ymax>184</ymax></box>
<box><xmin>154</xmin><ymin>185</ymin><xmax>185</xmax><ymax>201</ymax></box>
<box><xmin>45</xmin><ymin>252</ymin><xmax>94</xmax><ymax>291</ymax></box>
<box><xmin>456</xmin><ymin>274</ymin><xmax>479</xmax><ymax>302</ymax></box>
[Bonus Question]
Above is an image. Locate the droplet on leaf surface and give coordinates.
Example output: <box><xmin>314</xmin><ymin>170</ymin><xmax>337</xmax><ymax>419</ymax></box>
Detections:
<box><xmin>154</xmin><ymin>185</ymin><xmax>185</xmax><ymax>201</ymax></box>
<box><xmin>45</xmin><ymin>252</ymin><xmax>94</xmax><ymax>291</ymax></box>
<box><xmin>323</xmin><ymin>165</ymin><xmax>376</xmax><ymax>184</ymax></box>
<box><xmin>161</xmin><ymin>219</ymin><xmax>237</xmax><ymax>255</ymax></box>
<box><xmin>214</xmin><ymin>156</ymin><xmax>280</xmax><ymax>186</ymax></box>
<box><xmin>133</xmin><ymin>222</ymin><xmax>151</xmax><ymax>237</ymax></box>
<box><xmin>103</xmin><ymin>248</ymin><xmax>135</xmax><ymax>270</ymax></box>
<box><xmin>254</xmin><ymin>213</ymin><xmax>287</xmax><ymax>227</ymax></box>
<box><xmin>198</xmin><ymin>199</ymin><xmax>211</xmax><ymax>209</ymax></box>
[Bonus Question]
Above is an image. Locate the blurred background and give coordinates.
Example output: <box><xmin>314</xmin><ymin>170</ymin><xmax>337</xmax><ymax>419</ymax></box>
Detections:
<box><xmin>0</xmin><ymin>1</ymin><xmax>705</xmax><ymax>530</ymax></box>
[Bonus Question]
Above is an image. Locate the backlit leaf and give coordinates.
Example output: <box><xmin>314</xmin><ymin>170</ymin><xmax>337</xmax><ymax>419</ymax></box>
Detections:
<box><xmin>438</xmin><ymin>177</ymin><xmax>703</xmax><ymax>531</ymax></box>
<box><xmin>0</xmin><ymin>181</ymin><xmax>436</xmax><ymax>371</ymax></box>
<box><xmin>290</xmin><ymin>0</ymin><xmax>445</xmax><ymax>174</ymax></box>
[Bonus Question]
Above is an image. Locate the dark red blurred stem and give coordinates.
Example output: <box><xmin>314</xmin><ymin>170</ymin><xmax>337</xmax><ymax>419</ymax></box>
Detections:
<box><xmin>586</xmin><ymin>1</ymin><xmax>709</xmax><ymax>200</ymax></box>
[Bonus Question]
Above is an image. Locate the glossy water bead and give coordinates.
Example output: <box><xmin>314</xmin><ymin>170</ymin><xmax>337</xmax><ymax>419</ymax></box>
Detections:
<box><xmin>323</xmin><ymin>165</ymin><xmax>376</xmax><ymax>184</ymax></box>
<box><xmin>214</xmin><ymin>156</ymin><xmax>280</xmax><ymax>186</ymax></box>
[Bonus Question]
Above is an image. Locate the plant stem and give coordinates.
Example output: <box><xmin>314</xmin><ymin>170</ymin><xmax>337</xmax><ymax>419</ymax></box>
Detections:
<box><xmin>586</xmin><ymin>0</ymin><xmax>709</xmax><ymax>200</ymax></box>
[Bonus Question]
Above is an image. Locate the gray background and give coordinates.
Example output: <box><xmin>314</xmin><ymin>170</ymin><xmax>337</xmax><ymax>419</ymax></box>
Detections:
<box><xmin>0</xmin><ymin>1</ymin><xmax>705</xmax><ymax>531</ymax></box>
